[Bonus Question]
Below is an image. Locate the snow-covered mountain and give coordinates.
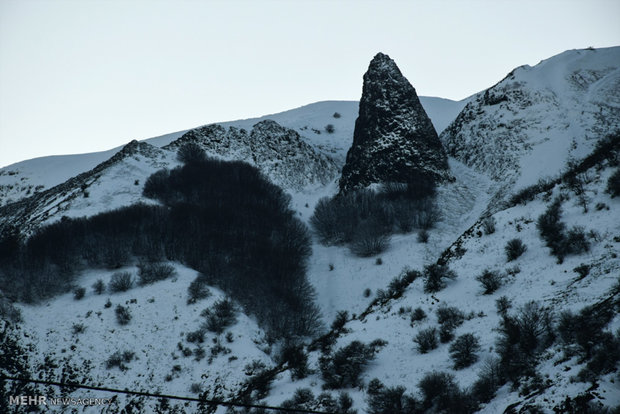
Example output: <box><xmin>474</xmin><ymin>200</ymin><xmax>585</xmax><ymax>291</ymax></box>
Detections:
<box><xmin>0</xmin><ymin>97</ymin><xmax>464</xmax><ymax>208</ymax></box>
<box><xmin>1</xmin><ymin>47</ymin><xmax>619</xmax><ymax>414</ymax></box>
<box><xmin>441</xmin><ymin>46</ymin><xmax>620</xmax><ymax>192</ymax></box>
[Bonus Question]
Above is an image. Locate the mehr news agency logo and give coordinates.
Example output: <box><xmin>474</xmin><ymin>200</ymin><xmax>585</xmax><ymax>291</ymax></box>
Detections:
<box><xmin>9</xmin><ymin>395</ymin><xmax>112</xmax><ymax>407</ymax></box>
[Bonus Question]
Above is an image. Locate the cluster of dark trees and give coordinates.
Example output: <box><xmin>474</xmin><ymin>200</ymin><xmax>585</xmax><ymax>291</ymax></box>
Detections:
<box><xmin>537</xmin><ymin>196</ymin><xmax>590</xmax><ymax>263</ymax></box>
<box><xmin>311</xmin><ymin>179</ymin><xmax>439</xmax><ymax>257</ymax></box>
<box><xmin>0</xmin><ymin>153</ymin><xmax>321</xmax><ymax>339</ymax></box>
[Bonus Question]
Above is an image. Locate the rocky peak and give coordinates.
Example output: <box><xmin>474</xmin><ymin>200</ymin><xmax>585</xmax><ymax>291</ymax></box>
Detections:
<box><xmin>339</xmin><ymin>53</ymin><xmax>451</xmax><ymax>193</ymax></box>
<box><xmin>165</xmin><ymin>120</ymin><xmax>338</xmax><ymax>190</ymax></box>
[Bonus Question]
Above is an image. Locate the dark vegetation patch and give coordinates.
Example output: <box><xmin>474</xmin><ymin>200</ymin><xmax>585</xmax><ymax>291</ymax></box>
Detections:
<box><xmin>505</xmin><ymin>238</ymin><xmax>527</xmax><ymax>262</ymax></box>
<box><xmin>0</xmin><ymin>154</ymin><xmax>321</xmax><ymax>340</ymax></box>
<box><xmin>436</xmin><ymin>305</ymin><xmax>465</xmax><ymax>343</ymax></box>
<box><xmin>449</xmin><ymin>333</ymin><xmax>481</xmax><ymax>369</ymax></box>
<box><xmin>423</xmin><ymin>263</ymin><xmax>457</xmax><ymax>293</ymax></box>
<box><xmin>476</xmin><ymin>269</ymin><xmax>502</xmax><ymax>294</ymax></box>
<box><xmin>201</xmin><ymin>298</ymin><xmax>237</xmax><ymax>334</ymax></box>
<box><xmin>280</xmin><ymin>389</ymin><xmax>356</xmax><ymax>414</ymax></box>
<box><xmin>607</xmin><ymin>168</ymin><xmax>620</xmax><ymax>197</ymax></box>
<box><xmin>414</xmin><ymin>327</ymin><xmax>438</xmax><ymax>353</ymax></box>
<box><xmin>496</xmin><ymin>301</ymin><xmax>555</xmax><ymax>385</ymax></box>
<box><xmin>137</xmin><ymin>262</ymin><xmax>176</xmax><ymax>286</ymax></box>
<box><xmin>537</xmin><ymin>197</ymin><xmax>590</xmax><ymax>262</ymax></box>
<box><xmin>310</xmin><ymin>179</ymin><xmax>439</xmax><ymax>256</ymax></box>
<box><xmin>366</xmin><ymin>378</ymin><xmax>419</xmax><ymax>414</ymax></box>
<box><xmin>319</xmin><ymin>339</ymin><xmax>387</xmax><ymax>389</ymax></box>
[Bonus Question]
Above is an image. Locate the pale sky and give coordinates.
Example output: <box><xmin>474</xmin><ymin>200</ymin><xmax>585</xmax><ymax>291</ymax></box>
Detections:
<box><xmin>0</xmin><ymin>0</ymin><xmax>618</xmax><ymax>168</ymax></box>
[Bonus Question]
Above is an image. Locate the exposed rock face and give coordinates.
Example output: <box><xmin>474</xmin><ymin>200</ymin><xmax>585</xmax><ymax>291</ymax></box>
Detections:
<box><xmin>165</xmin><ymin>120</ymin><xmax>338</xmax><ymax>190</ymax></box>
<box><xmin>339</xmin><ymin>53</ymin><xmax>451</xmax><ymax>194</ymax></box>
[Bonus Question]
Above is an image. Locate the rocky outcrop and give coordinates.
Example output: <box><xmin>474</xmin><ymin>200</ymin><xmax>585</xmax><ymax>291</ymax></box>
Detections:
<box><xmin>165</xmin><ymin>120</ymin><xmax>338</xmax><ymax>190</ymax></box>
<box><xmin>339</xmin><ymin>53</ymin><xmax>451</xmax><ymax>194</ymax></box>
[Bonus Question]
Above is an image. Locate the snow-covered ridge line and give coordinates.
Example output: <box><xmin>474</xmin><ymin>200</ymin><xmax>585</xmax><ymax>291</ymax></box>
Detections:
<box><xmin>0</xmin><ymin>140</ymin><xmax>164</xmax><ymax>238</ymax></box>
<box><xmin>164</xmin><ymin>119</ymin><xmax>339</xmax><ymax>190</ymax></box>
<box><xmin>441</xmin><ymin>46</ymin><xmax>620</xmax><ymax>194</ymax></box>
<box><xmin>0</xmin><ymin>98</ymin><xmax>465</xmax><ymax>208</ymax></box>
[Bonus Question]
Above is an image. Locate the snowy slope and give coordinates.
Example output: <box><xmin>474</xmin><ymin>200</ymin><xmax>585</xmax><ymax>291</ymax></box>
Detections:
<box><xmin>0</xmin><ymin>141</ymin><xmax>177</xmax><ymax>237</ymax></box>
<box><xmin>441</xmin><ymin>47</ymin><xmax>620</xmax><ymax>193</ymax></box>
<box><xmin>260</xmin><ymin>143</ymin><xmax>620</xmax><ymax>413</ymax></box>
<box><xmin>0</xmin><ymin>97</ymin><xmax>465</xmax><ymax>207</ymax></box>
<box><xmin>0</xmin><ymin>130</ymin><xmax>188</xmax><ymax>208</ymax></box>
<box><xmin>2</xmin><ymin>48</ymin><xmax>619</xmax><ymax>414</ymax></box>
<box><xmin>10</xmin><ymin>263</ymin><xmax>274</xmax><ymax>412</ymax></box>
<box><xmin>216</xmin><ymin>97</ymin><xmax>466</xmax><ymax>167</ymax></box>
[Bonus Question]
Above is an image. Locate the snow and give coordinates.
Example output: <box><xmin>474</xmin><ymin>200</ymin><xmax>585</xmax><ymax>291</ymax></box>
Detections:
<box><xmin>2</xmin><ymin>47</ymin><xmax>619</xmax><ymax>413</ymax></box>
<box><xmin>16</xmin><ymin>263</ymin><xmax>273</xmax><ymax>411</ymax></box>
<box><xmin>259</xmin><ymin>151</ymin><xmax>620</xmax><ymax>412</ymax></box>
<box><xmin>0</xmin><ymin>97</ymin><xmax>465</xmax><ymax>208</ymax></box>
<box><xmin>441</xmin><ymin>46</ymin><xmax>620</xmax><ymax>197</ymax></box>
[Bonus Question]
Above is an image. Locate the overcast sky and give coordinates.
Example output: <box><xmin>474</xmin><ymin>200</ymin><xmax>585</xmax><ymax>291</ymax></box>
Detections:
<box><xmin>0</xmin><ymin>0</ymin><xmax>618</xmax><ymax>168</ymax></box>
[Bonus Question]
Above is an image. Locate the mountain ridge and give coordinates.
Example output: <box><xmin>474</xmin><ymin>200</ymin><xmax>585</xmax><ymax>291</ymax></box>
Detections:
<box><xmin>1</xmin><ymin>47</ymin><xmax>619</xmax><ymax>414</ymax></box>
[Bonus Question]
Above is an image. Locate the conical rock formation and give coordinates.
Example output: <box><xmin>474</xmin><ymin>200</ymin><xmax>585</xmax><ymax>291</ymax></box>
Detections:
<box><xmin>339</xmin><ymin>53</ymin><xmax>451</xmax><ymax>193</ymax></box>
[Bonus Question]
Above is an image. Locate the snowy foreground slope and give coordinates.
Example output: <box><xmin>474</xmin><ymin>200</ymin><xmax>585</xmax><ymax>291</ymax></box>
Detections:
<box><xmin>1</xmin><ymin>47</ymin><xmax>619</xmax><ymax>414</ymax></box>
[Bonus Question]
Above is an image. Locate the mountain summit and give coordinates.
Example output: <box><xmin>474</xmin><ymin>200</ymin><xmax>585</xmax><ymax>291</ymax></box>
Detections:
<box><xmin>339</xmin><ymin>52</ymin><xmax>451</xmax><ymax>193</ymax></box>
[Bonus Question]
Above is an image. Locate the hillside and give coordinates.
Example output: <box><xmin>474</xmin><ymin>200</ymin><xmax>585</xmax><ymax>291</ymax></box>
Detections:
<box><xmin>441</xmin><ymin>47</ymin><xmax>620</xmax><ymax>194</ymax></box>
<box><xmin>0</xmin><ymin>97</ymin><xmax>464</xmax><ymax>208</ymax></box>
<box><xmin>1</xmin><ymin>47</ymin><xmax>619</xmax><ymax>414</ymax></box>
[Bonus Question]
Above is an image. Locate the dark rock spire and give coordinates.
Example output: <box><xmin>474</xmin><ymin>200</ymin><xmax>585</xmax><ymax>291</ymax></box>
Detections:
<box><xmin>339</xmin><ymin>53</ymin><xmax>451</xmax><ymax>193</ymax></box>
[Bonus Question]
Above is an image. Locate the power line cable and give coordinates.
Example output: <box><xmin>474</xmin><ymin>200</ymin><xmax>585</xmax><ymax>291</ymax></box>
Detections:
<box><xmin>1</xmin><ymin>375</ymin><xmax>337</xmax><ymax>414</ymax></box>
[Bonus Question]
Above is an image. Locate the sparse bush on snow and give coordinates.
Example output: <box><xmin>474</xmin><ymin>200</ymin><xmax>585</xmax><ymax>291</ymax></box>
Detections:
<box><xmin>410</xmin><ymin>307</ymin><xmax>427</xmax><ymax>323</ymax></box>
<box><xmin>350</xmin><ymin>226</ymin><xmax>390</xmax><ymax>257</ymax></box>
<box><xmin>414</xmin><ymin>327</ymin><xmax>438</xmax><ymax>354</ymax></box>
<box><xmin>476</xmin><ymin>269</ymin><xmax>502</xmax><ymax>294</ymax></box>
<box><xmin>73</xmin><ymin>287</ymin><xmax>85</xmax><ymax>300</ymax></box>
<box><xmin>331</xmin><ymin>310</ymin><xmax>349</xmax><ymax>332</ymax></box>
<box><xmin>505</xmin><ymin>238</ymin><xmax>527</xmax><ymax>261</ymax></box>
<box><xmin>537</xmin><ymin>197</ymin><xmax>590</xmax><ymax>262</ymax></box>
<box><xmin>92</xmin><ymin>279</ymin><xmax>105</xmax><ymax>295</ymax></box>
<box><xmin>187</xmin><ymin>274</ymin><xmax>211</xmax><ymax>304</ymax></box>
<box><xmin>437</xmin><ymin>305</ymin><xmax>465</xmax><ymax>343</ymax></box>
<box><xmin>319</xmin><ymin>339</ymin><xmax>387</xmax><ymax>389</ymax></box>
<box><xmin>106</xmin><ymin>350</ymin><xmax>135</xmax><ymax>370</ymax></box>
<box><xmin>423</xmin><ymin>263</ymin><xmax>457</xmax><ymax>293</ymax></box>
<box><xmin>281</xmin><ymin>388</ymin><xmax>315</xmax><ymax>412</ymax></box>
<box><xmin>137</xmin><ymin>261</ymin><xmax>176</xmax><ymax>286</ymax></box>
<box><xmin>482</xmin><ymin>216</ymin><xmax>496</xmax><ymax>234</ymax></box>
<box><xmin>202</xmin><ymin>298</ymin><xmax>237</xmax><ymax>334</ymax></box>
<box><xmin>109</xmin><ymin>271</ymin><xmax>133</xmax><ymax>293</ymax></box>
<box><xmin>279</xmin><ymin>343</ymin><xmax>309</xmax><ymax>380</ymax></box>
<box><xmin>471</xmin><ymin>357</ymin><xmax>503</xmax><ymax>404</ymax></box>
<box><xmin>115</xmin><ymin>304</ymin><xmax>132</xmax><ymax>325</ymax></box>
<box><xmin>366</xmin><ymin>378</ymin><xmax>419</xmax><ymax>414</ymax></box>
<box><xmin>606</xmin><ymin>168</ymin><xmax>620</xmax><ymax>197</ymax></box>
<box><xmin>496</xmin><ymin>301</ymin><xmax>554</xmax><ymax>383</ymax></box>
<box><xmin>418</xmin><ymin>371</ymin><xmax>470</xmax><ymax>413</ymax></box>
<box><xmin>417</xmin><ymin>229</ymin><xmax>429</xmax><ymax>243</ymax></box>
<box><xmin>71</xmin><ymin>323</ymin><xmax>86</xmax><ymax>335</ymax></box>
